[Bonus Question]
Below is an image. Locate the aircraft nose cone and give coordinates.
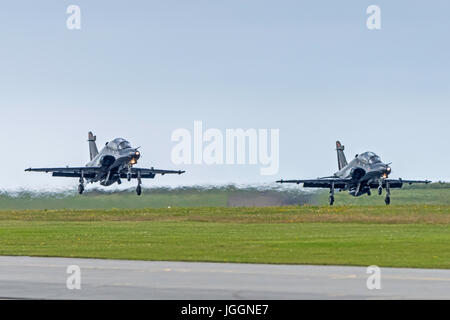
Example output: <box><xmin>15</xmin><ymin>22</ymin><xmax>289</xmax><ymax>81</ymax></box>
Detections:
<box><xmin>128</xmin><ymin>150</ymin><xmax>141</xmax><ymax>166</ymax></box>
<box><xmin>129</xmin><ymin>150</ymin><xmax>140</xmax><ymax>159</ymax></box>
<box><xmin>380</xmin><ymin>164</ymin><xmax>391</xmax><ymax>178</ymax></box>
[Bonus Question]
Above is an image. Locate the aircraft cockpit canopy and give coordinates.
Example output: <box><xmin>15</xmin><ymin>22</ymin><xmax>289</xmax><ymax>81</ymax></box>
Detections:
<box><xmin>358</xmin><ymin>152</ymin><xmax>382</xmax><ymax>164</ymax></box>
<box><xmin>108</xmin><ymin>138</ymin><xmax>132</xmax><ymax>151</ymax></box>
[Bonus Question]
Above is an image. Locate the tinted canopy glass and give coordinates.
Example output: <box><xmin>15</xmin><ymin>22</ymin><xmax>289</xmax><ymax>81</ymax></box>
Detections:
<box><xmin>108</xmin><ymin>138</ymin><xmax>131</xmax><ymax>151</ymax></box>
<box><xmin>118</xmin><ymin>141</ymin><xmax>132</xmax><ymax>150</ymax></box>
<box><xmin>359</xmin><ymin>152</ymin><xmax>381</xmax><ymax>164</ymax></box>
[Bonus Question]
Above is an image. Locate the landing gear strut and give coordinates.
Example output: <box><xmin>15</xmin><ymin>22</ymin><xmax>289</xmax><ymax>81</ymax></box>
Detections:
<box><xmin>378</xmin><ymin>179</ymin><xmax>383</xmax><ymax>195</ymax></box>
<box><xmin>78</xmin><ymin>172</ymin><xmax>85</xmax><ymax>195</ymax></box>
<box><xmin>127</xmin><ymin>164</ymin><xmax>132</xmax><ymax>182</ymax></box>
<box><xmin>385</xmin><ymin>181</ymin><xmax>391</xmax><ymax>205</ymax></box>
<box><xmin>329</xmin><ymin>182</ymin><xmax>335</xmax><ymax>206</ymax></box>
<box><xmin>136</xmin><ymin>170</ymin><xmax>142</xmax><ymax>196</ymax></box>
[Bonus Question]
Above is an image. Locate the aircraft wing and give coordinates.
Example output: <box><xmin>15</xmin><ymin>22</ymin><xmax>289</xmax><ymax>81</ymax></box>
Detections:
<box><xmin>120</xmin><ymin>167</ymin><xmax>186</xmax><ymax>179</ymax></box>
<box><xmin>368</xmin><ymin>179</ymin><xmax>431</xmax><ymax>188</ymax></box>
<box><xmin>278</xmin><ymin>178</ymin><xmax>431</xmax><ymax>189</ymax></box>
<box><xmin>25</xmin><ymin>167</ymin><xmax>102</xmax><ymax>178</ymax></box>
<box><xmin>277</xmin><ymin>178</ymin><xmax>351</xmax><ymax>189</ymax></box>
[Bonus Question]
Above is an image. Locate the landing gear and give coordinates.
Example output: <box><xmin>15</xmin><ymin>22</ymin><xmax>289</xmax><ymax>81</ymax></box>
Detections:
<box><xmin>136</xmin><ymin>170</ymin><xmax>142</xmax><ymax>196</ymax></box>
<box><xmin>385</xmin><ymin>181</ymin><xmax>391</xmax><ymax>205</ymax></box>
<box><xmin>367</xmin><ymin>189</ymin><xmax>371</xmax><ymax>196</ymax></box>
<box><xmin>378</xmin><ymin>179</ymin><xmax>383</xmax><ymax>195</ymax></box>
<box><xmin>385</xmin><ymin>196</ymin><xmax>391</xmax><ymax>205</ymax></box>
<box><xmin>78</xmin><ymin>172</ymin><xmax>85</xmax><ymax>195</ymax></box>
<box><xmin>127</xmin><ymin>165</ymin><xmax>132</xmax><ymax>182</ymax></box>
<box><xmin>329</xmin><ymin>182</ymin><xmax>335</xmax><ymax>206</ymax></box>
<box><xmin>136</xmin><ymin>185</ymin><xmax>142</xmax><ymax>196</ymax></box>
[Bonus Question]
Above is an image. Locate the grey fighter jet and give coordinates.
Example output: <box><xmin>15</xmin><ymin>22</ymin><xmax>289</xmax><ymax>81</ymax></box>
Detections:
<box><xmin>277</xmin><ymin>141</ymin><xmax>430</xmax><ymax>205</ymax></box>
<box><xmin>25</xmin><ymin>132</ymin><xmax>185</xmax><ymax>195</ymax></box>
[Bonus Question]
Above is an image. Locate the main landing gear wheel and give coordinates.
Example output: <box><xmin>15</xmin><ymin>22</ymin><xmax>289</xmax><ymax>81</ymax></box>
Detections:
<box><xmin>378</xmin><ymin>187</ymin><xmax>383</xmax><ymax>195</ymax></box>
<box><xmin>329</xmin><ymin>182</ymin><xmax>335</xmax><ymax>206</ymax></box>
<box><xmin>78</xmin><ymin>173</ymin><xmax>85</xmax><ymax>195</ymax></box>
<box><xmin>329</xmin><ymin>195</ymin><xmax>335</xmax><ymax>206</ymax></box>
<box><xmin>384</xmin><ymin>180</ymin><xmax>391</xmax><ymax>205</ymax></box>
<box><xmin>136</xmin><ymin>185</ymin><xmax>142</xmax><ymax>196</ymax></box>
<box><xmin>367</xmin><ymin>189</ymin><xmax>371</xmax><ymax>196</ymax></box>
<box><xmin>385</xmin><ymin>196</ymin><xmax>391</xmax><ymax>205</ymax></box>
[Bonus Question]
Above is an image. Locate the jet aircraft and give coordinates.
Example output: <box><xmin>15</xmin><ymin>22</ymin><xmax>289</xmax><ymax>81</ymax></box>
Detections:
<box><xmin>277</xmin><ymin>141</ymin><xmax>430</xmax><ymax>205</ymax></box>
<box><xmin>26</xmin><ymin>132</ymin><xmax>185</xmax><ymax>195</ymax></box>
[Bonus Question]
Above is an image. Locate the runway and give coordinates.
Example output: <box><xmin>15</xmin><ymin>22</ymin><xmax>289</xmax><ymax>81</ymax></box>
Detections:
<box><xmin>0</xmin><ymin>256</ymin><xmax>448</xmax><ymax>300</ymax></box>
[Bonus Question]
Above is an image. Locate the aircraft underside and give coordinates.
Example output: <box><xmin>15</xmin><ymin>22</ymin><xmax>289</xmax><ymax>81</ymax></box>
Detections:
<box><xmin>330</xmin><ymin>180</ymin><xmax>391</xmax><ymax>206</ymax></box>
<box><xmin>81</xmin><ymin>167</ymin><xmax>146</xmax><ymax>195</ymax></box>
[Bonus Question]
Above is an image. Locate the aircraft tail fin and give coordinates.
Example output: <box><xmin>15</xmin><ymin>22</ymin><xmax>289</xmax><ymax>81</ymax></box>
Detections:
<box><xmin>336</xmin><ymin>141</ymin><xmax>348</xmax><ymax>170</ymax></box>
<box><xmin>88</xmin><ymin>132</ymin><xmax>99</xmax><ymax>161</ymax></box>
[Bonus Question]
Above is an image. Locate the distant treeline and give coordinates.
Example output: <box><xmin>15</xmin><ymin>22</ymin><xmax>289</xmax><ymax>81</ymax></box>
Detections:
<box><xmin>0</xmin><ymin>183</ymin><xmax>448</xmax><ymax>210</ymax></box>
<box><xmin>0</xmin><ymin>185</ymin><xmax>319</xmax><ymax>210</ymax></box>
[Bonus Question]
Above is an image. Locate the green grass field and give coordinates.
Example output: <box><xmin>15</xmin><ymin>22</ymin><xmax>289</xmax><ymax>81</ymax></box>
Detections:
<box><xmin>0</xmin><ymin>205</ymin><xmax>448</xmax><ymax>269</ymax></box>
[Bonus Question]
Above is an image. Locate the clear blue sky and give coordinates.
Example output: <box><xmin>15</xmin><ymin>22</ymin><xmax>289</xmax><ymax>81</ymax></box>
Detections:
<box><xmin>0</xmin><ymin>1</ymin><xmax>449</xmax><ymax>190</ymax></box>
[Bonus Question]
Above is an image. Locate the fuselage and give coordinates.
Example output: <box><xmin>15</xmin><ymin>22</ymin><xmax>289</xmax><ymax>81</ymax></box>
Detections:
<box><xmin>85</xmin><ymin>138</ymin><xmax>141</xmax><ymax>186</ymax></box>
<box><xmin>334</xmin><ymin>151</ymin><xmax>391</xmax><ymax>196</ymax></box>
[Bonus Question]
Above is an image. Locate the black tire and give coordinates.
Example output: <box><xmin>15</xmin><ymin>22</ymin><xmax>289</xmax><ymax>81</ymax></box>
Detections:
<box><xmin>385</xmin><ymin>196</ymin><xmax>391</xmax><ymax>205</ymax></box>
<box><xmin>329</xmin><ymin>196</ymin><xmax>335</xmax><ymax>206</ymax></box>
<box><xmin>378</xmin><ymin>187</ymin><xmax>383</xmax><ymax>195</ymax></box>
<box><xmin>136</xmin><ymin>185</ymin><xmax>142</xmax><ymax>196</ymax></box>
<box><xmin>367</xmin><ymin>189</ymin><xmax>371</xmax><ymax>196</ymax></box>
<box><xmin>78</xmin><ymin>185</ymin><xmax>84</xmax><ymax>195</ymax></box>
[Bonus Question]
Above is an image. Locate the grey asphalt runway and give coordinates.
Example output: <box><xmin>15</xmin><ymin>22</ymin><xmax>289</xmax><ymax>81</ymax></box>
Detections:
<box><xmin>0</xmin><ymin>256</ymin><xmax>448</xmax><ymax>300</ymax></box>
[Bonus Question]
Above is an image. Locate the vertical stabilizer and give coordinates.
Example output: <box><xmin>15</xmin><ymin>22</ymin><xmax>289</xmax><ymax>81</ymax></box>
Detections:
<box><xmin>88</xmin><ymin>132</ymin><xmax>99</xmax><ymax>161</ymax></box>
<box><xmin>336</xmin><ymin>141</ymin><xmax>348</xmax><ymax>170</ymax></box>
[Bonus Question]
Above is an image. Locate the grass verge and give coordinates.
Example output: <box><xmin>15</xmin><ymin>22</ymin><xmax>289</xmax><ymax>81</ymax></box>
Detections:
<box><xmin>0</xmin><ymin>206</ymin><xmax>448</xmax><ymax>269</ymax></box>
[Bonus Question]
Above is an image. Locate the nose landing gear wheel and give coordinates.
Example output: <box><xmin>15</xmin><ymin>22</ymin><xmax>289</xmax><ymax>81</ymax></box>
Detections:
<box><xmin>136</xmin><ymin>185</ymin><xmax>142</xmax><ymax>196</ymax></box>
